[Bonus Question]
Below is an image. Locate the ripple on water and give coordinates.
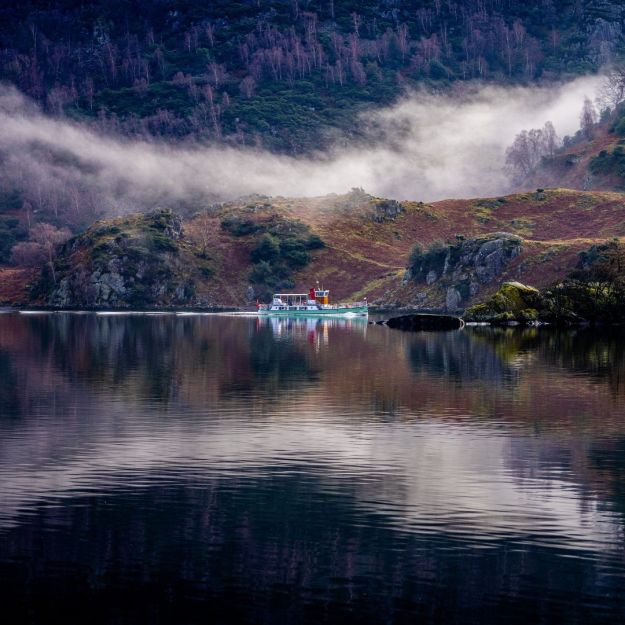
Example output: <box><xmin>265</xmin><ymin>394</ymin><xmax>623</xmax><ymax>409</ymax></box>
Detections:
<box><xmin>0</xmin><ymin>314</ymin><xmax>624</xmax><ymax>622</ymax></box>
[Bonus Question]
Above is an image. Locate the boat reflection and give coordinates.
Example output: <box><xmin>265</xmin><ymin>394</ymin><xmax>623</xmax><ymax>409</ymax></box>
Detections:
<box><xmin>256</xmin><ymin>314</ymin><xmax>368</xmax><ymax>346</ymax></box>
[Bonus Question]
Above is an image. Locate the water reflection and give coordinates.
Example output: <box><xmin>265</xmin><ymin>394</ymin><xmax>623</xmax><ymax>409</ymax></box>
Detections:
<box><xmin>0</xmin><ymin>313</ymin><xmax>624</xmax><ymax>623</ymax></box>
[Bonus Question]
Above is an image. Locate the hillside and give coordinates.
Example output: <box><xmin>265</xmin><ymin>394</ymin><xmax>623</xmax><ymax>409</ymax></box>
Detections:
<box><xmin>523</xmin><ymin>101</ymin><xmax>625</xmax><ymax>193</ymax></box>
<box><xmin>9</xmin><ymin>187</ymin><xmax>624</xmax><ymax>311</ymax></box>
<box><xmin>2</xmin><ymin>0</ymin><xmax>624</xmax><ymax>153</ymax></box>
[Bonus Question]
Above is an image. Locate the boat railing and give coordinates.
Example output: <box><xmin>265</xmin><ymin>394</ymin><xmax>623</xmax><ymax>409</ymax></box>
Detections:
<box><xmin>257</xmin><ymin>300</ymin><xmax>367</xmax><ymax>311</ymax></box>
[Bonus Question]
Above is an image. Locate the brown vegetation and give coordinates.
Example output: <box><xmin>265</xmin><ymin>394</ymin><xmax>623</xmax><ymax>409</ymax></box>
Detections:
<box><xmin>2</xmin><ymin>187</ymin><xmax>624</xmax><ymax>309</ymax></box>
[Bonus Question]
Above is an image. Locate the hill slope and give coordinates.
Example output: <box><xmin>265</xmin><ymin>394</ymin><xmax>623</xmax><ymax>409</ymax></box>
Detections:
<box><xmin>2</xmin><ymin>0</ymin><xmax>624</xmax><ymax>152</ymax></box>
<box><xmin>524</xmin><ymin>104</ymin><xmax>625</xmax><ymax>193</ymax></box>
<box><xmin>17</xmin><ymin>187</ymin><xmax>625</xmax><ymax>310</ymax></box>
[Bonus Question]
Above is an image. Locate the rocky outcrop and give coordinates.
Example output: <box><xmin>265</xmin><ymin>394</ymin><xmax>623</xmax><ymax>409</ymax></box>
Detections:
<box><xmin>37</xmin><ymin>210</ymin><xmax>212</xmax><ymax>308</ymax></box>
<box><xmin>370</xmin><ymin>198</ymin><xmax>405</xmax><ymax>222</ymax></box>
<box><xmin>335</xmin><ymin>188</ymin><xmax>405</xmax><ymax>222</ymax></box>
<box><xmin>407</xmin><ymin>233</ymin><xmax>523</xmax><ymax>311</ymax></box>
<box><xmin>464</xmin><ymin>282</ymin><xmax>543</xmax><ymax>324</ymax></box>
<box><xmin>464</xmin><ymin>270</ymin><xmax>625</xmax><ymax>326</ymax></box>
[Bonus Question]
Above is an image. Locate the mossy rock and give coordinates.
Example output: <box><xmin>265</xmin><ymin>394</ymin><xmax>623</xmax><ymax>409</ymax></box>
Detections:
<box><xmin>464</xmin><ymin>281</ymin><xmax>543</xmax><ymax>324</ymax></box>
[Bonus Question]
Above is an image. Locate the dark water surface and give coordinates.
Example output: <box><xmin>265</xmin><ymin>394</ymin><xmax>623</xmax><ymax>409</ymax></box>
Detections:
<box><xmin>1</xmin><ymin>312</ymin><xmax>624</xmax><ymax>624</ymax></box>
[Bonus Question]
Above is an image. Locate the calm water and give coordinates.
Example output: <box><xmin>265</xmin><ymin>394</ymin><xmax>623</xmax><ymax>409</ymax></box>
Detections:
<box><xmin>0</xmin><ymin>312</ymin><xmax>624</xmax><ymax>624</ymax></box>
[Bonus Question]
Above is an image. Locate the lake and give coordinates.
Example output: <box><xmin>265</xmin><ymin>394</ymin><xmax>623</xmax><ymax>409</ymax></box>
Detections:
<box><xmin>0</xmin><ymin>312</ymin><xmax>624</xmax><ymax>624</ymax></box>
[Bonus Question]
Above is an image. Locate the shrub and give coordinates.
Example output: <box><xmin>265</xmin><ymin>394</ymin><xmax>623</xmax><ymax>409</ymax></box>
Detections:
<box><xmin>615</xmin><ymin>116</ymin><xmax>625</xmax><ymax>136</ymax></box>
<box><xmin>221</xmin><ymin>216</ymin><xmax>260</xmax><ymax>236</ymax></box>
<box><xmin>280</xmin><ymin>238</ymin><xmax>310</xmax><ymax>267</ymax></box>
<box><xmin>305</xmin><ymin>234</ymin><xmax>325</xmax><ymax>249</ymax></box>
<box><xmin>408</xmin><ymin>240</ymin><xmax>449</xmax><ymax>282</ymax></box>
<box><xmin>151</xmin><ymin>233</ymin><xmax>178</xmax><ymax>253</ymax></box>
<box><xmin>10</xmin><ymin>241</ymin><xmax>46</xmax><ymax>266</ymax></box>
<box><xmin>250</xmin><ymin>260</ymin><xmax>275</xmax><ymax>284</ymax></box>
<box><xmin>251</xmin><ymin>233</ymin><xmax>280</xmax><ymax>263</ymax></box>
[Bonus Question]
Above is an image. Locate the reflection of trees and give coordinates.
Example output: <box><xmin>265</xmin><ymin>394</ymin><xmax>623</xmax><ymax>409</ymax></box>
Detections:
<box><xmin>1</xmin><ymin>475</ymin><xmax>623</xmax><ymax>624</ymax></box>
<box><xmin>248</xmin><ymin>322</ymin><xmax>320</xmax><ymax>393</ymax></box>
<box><xmin>474</xmin><ymin>327</ymin><xmax>625</xmax><ymax>396</ymax></box>
<box><xmin>535</xmin><ymin>329</ymin><xmax>625</xmax><ymax>396</ymax></box>
<box><xmin>2</xmin><ymin>315</ymin><xmax>625</xmax><ymax>435</ymax></box>
<box><xmin>0</xmin><ymin>314</ymin><xmax>324</xmax><ymax>417</ymax></box>
<box><xmin>423</xmin><ymin>327</ymin><xmax>625</xmax><ymax>397</ymax></box>
<box><xmin>0</xmin><ymin>349</ymin><xmax>19</xmax><ymax>418</ymax></box>
<box><xmin>407</xmin><ymin>330</ymin><xmax>520</xmax><ymax>387</ymax></box>
<box><xmin>21</xmin><ymin>314</ymin><xmax>218</xmax><ymax>402</ymax></box>
<box><xmin>590</xmin><ymin>437</ymin><xmax>625</xmax><ymax>523</ymax></box>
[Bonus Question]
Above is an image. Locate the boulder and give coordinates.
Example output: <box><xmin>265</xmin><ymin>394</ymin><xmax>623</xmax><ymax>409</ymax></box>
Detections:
<box><xmin>464</xmin><ymin>281</ymin><xmax>543</xmax><ymax>324</ymax></box>
<box><xmin>386</xmin><ymin>313</ymin><xmax>463</xmax><ymax>331</ymax></box>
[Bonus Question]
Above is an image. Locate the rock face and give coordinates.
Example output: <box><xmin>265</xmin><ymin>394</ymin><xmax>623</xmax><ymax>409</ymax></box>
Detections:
<box><xmin>38</xmin><ymin>210</ymin><xmax>211</xmax><ymax>308</ymax></box>
<box><xmin>407</xmin><ymin>233</ymin><xmax>523</xmax><ymax>311</ymax></box>
<box><xmin>370</xmin><ymin>198</ymin><xmax>405</xmax><ymax>222</ymax></box>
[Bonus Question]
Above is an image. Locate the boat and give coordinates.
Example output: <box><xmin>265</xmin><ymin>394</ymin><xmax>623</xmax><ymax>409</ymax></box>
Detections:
<box><xmin>257</xmin><ymin>287</ymin><xmax>368</xmax><ymax>317</ymax></box>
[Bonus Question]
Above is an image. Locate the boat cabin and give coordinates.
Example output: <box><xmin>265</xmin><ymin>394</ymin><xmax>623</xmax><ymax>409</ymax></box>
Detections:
<box><xmin>257</xmin><ymin>286</ymin><xmax>367</xmax><ymax>316</ymax></box>
<box><xmin>269</xmin><ymin>293</ymin><xmax>316</xmax><ymax>311</ymax></box>
<box><xmin>313</xmin><ymin>289</ymin><xmax>329</xmax><ymax>305</ymax></box>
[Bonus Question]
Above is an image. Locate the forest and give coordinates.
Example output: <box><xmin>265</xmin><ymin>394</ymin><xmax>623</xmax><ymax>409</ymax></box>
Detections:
<box><xmin>1</xmin><ymin>0</ymin><xmax>624</xmax><ymax>152</ymax></box>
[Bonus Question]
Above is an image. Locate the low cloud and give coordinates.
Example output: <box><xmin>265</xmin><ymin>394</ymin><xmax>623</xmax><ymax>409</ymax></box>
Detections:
<box><xmin>0</xmin><ymin>75</ymin><xmax>602</xmax><ymax>221</ymax></box>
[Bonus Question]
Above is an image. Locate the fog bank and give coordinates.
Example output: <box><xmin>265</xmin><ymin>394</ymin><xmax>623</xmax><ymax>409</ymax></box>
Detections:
<box><xmin>0</xmin><ymin>76</ymin><xmax>601</xmax><ymax>218</ymax></box>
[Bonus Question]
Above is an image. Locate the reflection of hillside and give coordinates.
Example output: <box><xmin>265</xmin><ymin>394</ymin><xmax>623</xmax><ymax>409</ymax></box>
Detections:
<box><xmin>537</xmin><ymin>329</ymin><xmax>625</xmax><ymax>395</ymax></box>
<box><xmin>1</xmin><ymin>473</ymin><xmax>623</xmax><ymax>625</ymax></box>
<box><xmin>2</xmin><ymin>314</ymin><xmax>625</xmax><ymax>623</ymax></box>
<box><xmin>407</xmin><ymin>330</ymin><xmax>519</xmax><ymax>387</ymax></box>
<box><xmin>466</xmin><ymin>327</ymin><xmax>625</xmax><ymax>395</ymax></box>
<box><xmin>1</xmin><ymin>314</ymin><xmax>624</xmax><ymax>430</ymax></box>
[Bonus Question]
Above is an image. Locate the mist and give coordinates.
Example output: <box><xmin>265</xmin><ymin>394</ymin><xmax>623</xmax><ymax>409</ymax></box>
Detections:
<box><xmin>0</xmin><ymin>75</ymin><xmax>602</xmax><ymax>220</ymax></box>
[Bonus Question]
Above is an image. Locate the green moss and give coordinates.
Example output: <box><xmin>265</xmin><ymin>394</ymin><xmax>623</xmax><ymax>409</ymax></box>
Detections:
<box><xmin>151</xmin><ymin>233</ymin><xmax>178</xmax><ymax>253</ymax></box>
<box><xmin>464</xmin><ymin>282</ymin><xmax>542</xmax><ymax>324</ymax></box>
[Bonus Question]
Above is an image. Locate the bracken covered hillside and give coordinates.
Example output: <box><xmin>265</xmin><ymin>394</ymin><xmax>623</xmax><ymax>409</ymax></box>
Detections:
<box><xmin>16</xmin><ymin>187</ymin><xmax>625</xmax><ymax>310</ymax></box>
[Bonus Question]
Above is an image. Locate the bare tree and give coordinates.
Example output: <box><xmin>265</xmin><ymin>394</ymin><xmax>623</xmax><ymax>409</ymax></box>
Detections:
<box><xmin>29</xmin><ymin>223</ymin><xmax>71</xmax><ymax>284</ymax></box>
<box><xmin>195</xmin><ymin>209</ymin><xmax>212</xmax><ymax>256</ymax></box>
<box><xmin>83</xmin><ymin>77</ymin><xmax>95</xmax><ymax>110</ymax></box>
<box><xmin>506</xmin><ymin>130</ymin><xmax>534</xmax><ymax>178</ymax></box>
<box><xmin>205</xmin><ymin>23</ymin><xmax>215</xmax><ymax>47</ymax></box>
<box><xmin>207</xmin><ymin>62</ymin><xmax>226</xmax><ymax>87</ymax></box>
<box><xmin>597</xmin><ymin>66</ymin><xmax>625</xmax><ymax>111</ymax></box>
<box><xmin>351</xmin><ymin>13</ymin><xmax>361</xmax><ymax>37</ymax></box>
<box><xmin>396</xmin><ymin>23</ymin><xmax>410</xmax><ymax>61</ymax></box>
<box><xmin>505</xmin><ymin>121</ymin><xmax>561</xmax><ymax>180</ymax></box>
<box><xmin>542</xmin><ymin>121</ymin><xmax>559</xmax><ymax>157</ymax></box>
<box><xmin>239</xmin><ymin>75</ymin><xmax>256</xmax><ymax>98</ymax></box>
<box><xmin>10</xmin><ymin>241</ymin><xmax>46</xmax><ymax>267</ymax></box>
<box><xmin>580</xmin><ymin>97</ymin><xmax>598</xmax><ymax>138</ymax></box>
